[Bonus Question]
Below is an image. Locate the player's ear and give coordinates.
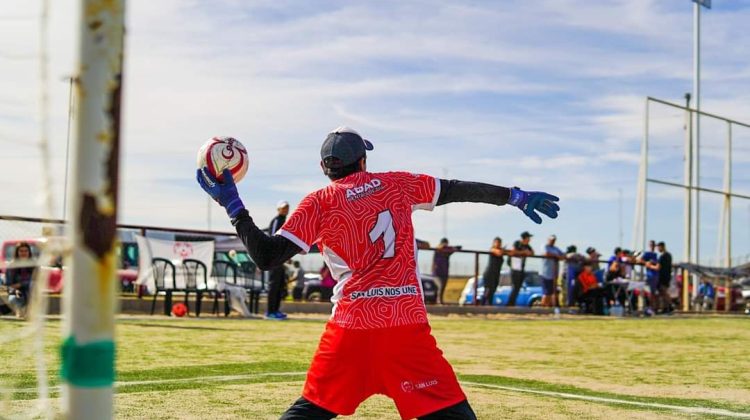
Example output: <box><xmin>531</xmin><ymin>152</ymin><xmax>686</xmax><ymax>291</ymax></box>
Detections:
<box><xmin>359</xmin><ymin>156</ymin><xmax>367</xmax><ymax>171</ymax></box>
<box><xmin>320</xmin><ymin>160</ymin><xmax>327</xmax><ymax>175</ymax></box>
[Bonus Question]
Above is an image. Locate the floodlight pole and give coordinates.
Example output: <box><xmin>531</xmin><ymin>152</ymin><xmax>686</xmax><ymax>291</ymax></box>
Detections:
<box><xmin>62</xmin><ymin>1</ymin><xmax>125</xmax><ymax>419</ymax></box>
<box><xmin>692</xmin><ymin>0</ymin><xmax>710</xmax><ymax>301</ymax></box>
<box><xmin>683</xmin><ymin>93</ymin><xmax>693</xmax><ymax>312</ymax></box>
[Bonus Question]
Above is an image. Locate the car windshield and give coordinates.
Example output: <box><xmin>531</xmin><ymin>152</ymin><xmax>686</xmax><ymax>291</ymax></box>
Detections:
<box><xmin>233</xmin><ymin>252</ymin><xmax>252</xmax><ymax>263</ymax></box>
<box><xmin>523</xmin><ymin>273</ymin><xmax>543</xmax><ymax>287</ymax></box>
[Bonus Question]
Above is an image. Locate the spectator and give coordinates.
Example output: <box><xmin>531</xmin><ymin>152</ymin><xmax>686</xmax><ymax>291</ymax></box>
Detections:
<box><xmin>603</xmin><ymin>247</ymin><xmax>629</xmax><ymax>307</ymax></box>
<box><xmin>319</xmin><ymin>264</ymin><xmax>336</xmax><ymax>302</ymax></box>
<box><xmin>265</xmin><ymin>200</ymin><xmax>290</xmax><ymax>319</ymax></box>
<box><xmin>541</xmin><ymin>235</ymin><xmax>564</xmax><ymax>308</ymax></box>
<box><xmin>606</xmin><ymin>247</ymin><xmax>625</xmax><ymax>282</ymax></box>
<box><xmin>693</xmin><ymin>277</ymin><xmax>715</xmax><ymax>312</ymax></box>
<box><xmin>585</xmin><ymin>247</ymin><xmax>601</xmax><ymax>272</ymax></box>
<box><xmin>289</xmin><ymin>261</ymin><xmax>305</xmax><ymax>302</ymax></box>
<box><xmin>5</xmin><ymin>242</ymin><xmax>35</xmax><ymax>318</ymax></box>
<box><xmin>508</xmin><ymin>231</ymin><xmax>533</xmax><ymax>307</ymax></box>
<box><xmin>481</xmin><ymin>237</ymin><xmax>504</xmax><ymax>306</ymax></box>
<box><xmin>564</xmin><ymin>245</ymin><xmax>586</xmax><ymax>306</ymax></box>
<box><xmin>577</xmin><ymin>262</ymin><xmax>605</xmax><ymax>315</ymax></box>
<box><xmin>647</xmin><ymin>241</ymin><xmax>673</xmax><ymax>314</ymax></box>
<box><xmin>621</xmin><ymin>249</ymin><xmax>635</xmax><ymax>279</ymax></box>
<box><xmin>639</xmin><ymin>240</ymin><xmax>659</xmax><ymax>316</ymax></box>
<box><xmin>432</xmin><ymin>238</ymin><xmax>461</xmax><ymax>304</ymax></box>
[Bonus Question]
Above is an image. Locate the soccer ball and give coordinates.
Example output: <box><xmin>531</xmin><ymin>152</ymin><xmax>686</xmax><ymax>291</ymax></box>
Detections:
<box><xmin>171</xmin><ymin>302</ymin><xmax>188</xmax><ymax>317</ymax></box>
<box><xmin>197</xmin><ymin>136</ymin><xmax>249</xmax><ymax>183</ymax></box>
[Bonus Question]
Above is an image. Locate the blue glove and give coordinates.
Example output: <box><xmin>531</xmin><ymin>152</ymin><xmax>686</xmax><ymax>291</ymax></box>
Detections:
<box><xmin>508</xmin><ymin>187</ymin><xmax>560</xmax><ymax>224</ymax></box>
<box><xmin>196</xmin><ymin>168</ymin><xmax>245</xmax><ymax>218</ymax></box>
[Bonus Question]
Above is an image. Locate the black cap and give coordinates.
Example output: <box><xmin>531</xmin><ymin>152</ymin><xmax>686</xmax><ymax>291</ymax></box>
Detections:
<box><xmin>657</xmin><ymin>241</ymin><xmax>666</xmax><ymax>247</ymax></box>
<box><xmin>585</xmin><ymin>247</ymin><xmax>597</xmax><ymax>254</ymax></box>
<box><xmin>520</xmin><ymin>231</ymin><xmax>532</xmax><ymax>238</ymax></box>
<box><xmin>320</xmin><ymin>126</ymin><xmax>374</xmax><ymax>168</ymax></box>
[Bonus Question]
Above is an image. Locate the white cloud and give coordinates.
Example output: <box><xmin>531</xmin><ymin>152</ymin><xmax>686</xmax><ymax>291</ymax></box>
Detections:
<box><xmin>0</xmin><ymin>0</ymin><xmax>748</xmax><ymax>263</ymax></box>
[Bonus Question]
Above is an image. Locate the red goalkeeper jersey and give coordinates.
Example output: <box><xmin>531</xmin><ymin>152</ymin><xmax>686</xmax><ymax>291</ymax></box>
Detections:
<box><xmin>278</xmin><ymin>171</ymin><xmax>439</xmax><ymax>329</ymax></box>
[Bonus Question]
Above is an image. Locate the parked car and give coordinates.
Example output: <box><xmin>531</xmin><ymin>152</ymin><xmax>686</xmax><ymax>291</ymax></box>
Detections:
<box><xmin>300</xmin><ymin>272</ymin><xmax>439</xmax><ymax>304</ymax></box>
<box><xmin>1</xmin><ymin>238</ymin><xmax>138</xmax><ymax>294</ymax></box>
<box><xmin>459</xmin><ymin>271</ymin><xmax>544</xmax><ymax>307</ymax></box>
<box><xmin>673</xmin><ymin>276</ymin><xmax>745</xmax><ymax>311</ymax></box>
<box><xmin>213</xmin><ymin>243</ymin><xmax>264</xmax><ymax>291</ymax></box>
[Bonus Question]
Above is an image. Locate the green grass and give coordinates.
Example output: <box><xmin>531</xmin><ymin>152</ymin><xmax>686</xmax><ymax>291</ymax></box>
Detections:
<box><xmin>1</xmin><ymin>315</ymin><xmax>749</xmax><ymax>419</ymax></box>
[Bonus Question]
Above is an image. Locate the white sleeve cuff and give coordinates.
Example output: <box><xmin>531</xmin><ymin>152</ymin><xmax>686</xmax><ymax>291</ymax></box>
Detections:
<box><xmin>412</xmin><ymin>177</ymin><xmax>441</xmax><ymax>212</ymax></box>
<box><xmin>278</xmin><ymin>229</ymin><xmax>311</xmax><ymax>254</ymax></box>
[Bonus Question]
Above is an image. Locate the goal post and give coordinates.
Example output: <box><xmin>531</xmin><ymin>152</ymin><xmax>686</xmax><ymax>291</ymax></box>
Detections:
<box><xmin>61</xmin><ymin>1</ymin><xmax>125</xmax><ymax>419</ymax></box>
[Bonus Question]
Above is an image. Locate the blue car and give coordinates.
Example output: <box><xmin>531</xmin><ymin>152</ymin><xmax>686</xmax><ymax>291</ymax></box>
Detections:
<box><xmin>459</xmin><ymin>272</ymin><xmax>545</xmax><ymax>307</ymax></box>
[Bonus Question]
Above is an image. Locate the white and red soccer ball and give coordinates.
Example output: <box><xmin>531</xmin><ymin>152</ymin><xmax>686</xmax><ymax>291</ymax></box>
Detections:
<box><xmin>197</xmin><ymin>136</ymin><xmax>249</xmax><ymax>183</ymax></box>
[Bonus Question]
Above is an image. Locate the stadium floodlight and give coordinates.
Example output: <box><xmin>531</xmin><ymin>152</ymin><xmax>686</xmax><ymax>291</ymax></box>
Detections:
<box><xmin>61</xmin><ymin>1</ymin><xmax>125</xmax><ymax>419</ymax></box>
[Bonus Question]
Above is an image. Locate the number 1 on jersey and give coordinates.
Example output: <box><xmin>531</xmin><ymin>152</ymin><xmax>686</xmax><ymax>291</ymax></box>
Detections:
<box><xmin>369</xmin><ymin>210</ymin><xmax>395</xmax><ymax>258</ymax></box>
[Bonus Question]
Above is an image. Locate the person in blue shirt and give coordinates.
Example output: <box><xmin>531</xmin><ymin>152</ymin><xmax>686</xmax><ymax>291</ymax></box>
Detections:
<box><xmin>541</xmin><ymin>235</ymin><xmax>564</xmax><ymax>307</ymax></box>
<box><xmin>693</xmin><ymin>278</ymin><xmax>715</xmax><ymax>311</ymax></box>
<box><xmin>639</xmin><ymin>240</ymin><xmax>658</xmax><ymax>316</ymax></box>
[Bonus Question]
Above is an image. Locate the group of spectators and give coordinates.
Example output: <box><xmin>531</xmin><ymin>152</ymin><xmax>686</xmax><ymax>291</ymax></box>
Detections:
<box><xmin>433</xmin><ymin>232</ymin><xmax>678</xmax><ymax>315</ymax></box>
<box><xmin>431</xmin><ymin>232</ymin><xmax>537</xmax><ymax>307</ymax></box>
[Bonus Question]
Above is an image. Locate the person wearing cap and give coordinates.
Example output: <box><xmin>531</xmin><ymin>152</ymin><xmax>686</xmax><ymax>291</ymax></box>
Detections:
<box><xmin>265</xmin><ymin>200</ymin><xmax>291</xmax><ymax>319</ymax></box>
<box><xmin>432</xmin><ymin>237</ymin><xmax>461</xmax><ymax>304</ymax></box>
<box><xmin>508</xmin><ymin>231</ymin><xmax>534</xmax><ymax>307</ymax></box>
<box><xmin>541</xmin><ymin>235</ymin><xmax>564</xmax><ymax>308</ymax></box>
<box><xmin>196</xmin><ymin>126</ymin><xmax>559</xmax><ymax>419</ymax></box>
<box><xmin>585</xmin><ymin>247</ymin><xmax>601</xmax><ymax>271</ymax></box>
<box><xmin>564</xmin><ymin>245</ymin><xmax>586</xmax><ymax>306</ymax></box>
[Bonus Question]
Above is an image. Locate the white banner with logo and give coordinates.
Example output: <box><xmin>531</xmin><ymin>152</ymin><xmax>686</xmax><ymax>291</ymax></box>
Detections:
<box><xmin>135</xmin><ymin>235</ymin><xmax>215</xmax><ymax>293</ymax></box>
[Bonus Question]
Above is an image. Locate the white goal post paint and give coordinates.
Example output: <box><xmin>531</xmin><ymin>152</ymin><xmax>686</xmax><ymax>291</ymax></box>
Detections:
<box><xmin>61</xmin><ymin>1</ymin><xmax>125</xmax><ymax>419</ymax></box>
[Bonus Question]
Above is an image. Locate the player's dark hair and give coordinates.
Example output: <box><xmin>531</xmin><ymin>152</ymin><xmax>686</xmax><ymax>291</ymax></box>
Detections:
<box><xmin>323</xmin><ymin>156</ymin><xmax>364</xmax><ymax>180</ymax></box>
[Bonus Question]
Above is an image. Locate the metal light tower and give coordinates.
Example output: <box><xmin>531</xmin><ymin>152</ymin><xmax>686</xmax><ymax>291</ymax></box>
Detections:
<box><xmin>691</xmin><ymin>0</ymin><xmax>710</xmax><ymax>302</ymax></box>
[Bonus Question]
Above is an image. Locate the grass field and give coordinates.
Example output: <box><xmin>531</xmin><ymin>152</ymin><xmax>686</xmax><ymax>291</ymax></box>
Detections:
<box><xmin>2</xmin><ymin>314</ymin><xmax>749</xmax><ymax>419</ymax></box>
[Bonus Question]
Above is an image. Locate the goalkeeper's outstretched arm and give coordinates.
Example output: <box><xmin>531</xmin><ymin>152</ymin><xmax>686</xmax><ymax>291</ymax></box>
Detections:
<box><xmin>436</xmin><ymin>179</ymin><xmax>560</xmax><ymax>224</ymax></box>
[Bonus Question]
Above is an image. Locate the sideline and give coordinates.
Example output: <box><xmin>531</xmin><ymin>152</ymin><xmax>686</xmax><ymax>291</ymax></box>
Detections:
<box><xmin>11</xmin><ymin>372</ymin><xmax>750</xmax><ymax>418</ymax></box>
<box><xmin>462</xmin><ymin>381</ymin><xmax>750</xmax><ymax>419</ymax></box>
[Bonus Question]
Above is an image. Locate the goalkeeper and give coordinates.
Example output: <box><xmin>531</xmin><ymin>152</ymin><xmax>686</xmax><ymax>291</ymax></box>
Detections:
<box><xmin>197</xmin><ymin>127</ymin><xmax>559</xmax><ymax>419</ymax></box>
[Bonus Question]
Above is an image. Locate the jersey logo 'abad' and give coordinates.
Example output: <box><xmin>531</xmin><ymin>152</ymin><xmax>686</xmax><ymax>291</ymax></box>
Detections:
<box><xmin>345</xmin><ymin>179</ymin><xmax>383</xmax><ymax>201</ymax></box>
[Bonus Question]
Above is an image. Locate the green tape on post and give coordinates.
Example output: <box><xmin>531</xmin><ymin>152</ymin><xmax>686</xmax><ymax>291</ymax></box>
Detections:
<box><xmin>60</xmin><ymin>336</ymin><xmax>116</xmax><ymax>387</ymax></box>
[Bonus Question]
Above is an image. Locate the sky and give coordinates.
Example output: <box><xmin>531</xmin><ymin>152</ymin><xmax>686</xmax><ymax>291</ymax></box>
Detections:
<box><xmin>1</xmin><ymin>0</ymin><xmax>750</xmax><ymax>271</ymax></box>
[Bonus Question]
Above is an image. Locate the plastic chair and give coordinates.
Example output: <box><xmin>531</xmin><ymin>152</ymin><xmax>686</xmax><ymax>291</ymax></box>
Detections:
<box><xmin>182</xmin><ymin>259</ymin><xmax>212</xmax><ymax>317</ymax></box>
<box><xmin>150</xmin><ymin>258</ymin><xmax>178</xmax><ymax>316</ymax></box>
<box><xmin>211</xmin><ymin>260</ymin><xmax>236</xmax><ymax>317</ymax></box>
